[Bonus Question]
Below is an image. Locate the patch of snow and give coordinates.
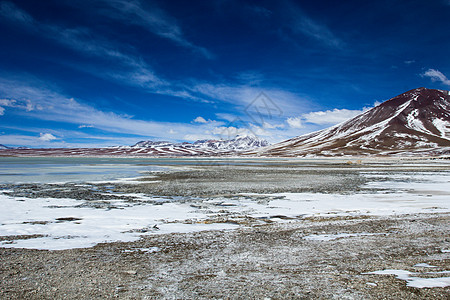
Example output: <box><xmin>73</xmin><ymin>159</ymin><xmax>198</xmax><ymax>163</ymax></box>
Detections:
<box><xmin>432</xmin><ymin>118</ymin><xmax>450</xmax><ymax>139</ymax></box>
<box><xmin>364</xmin><ymin>269</ymin><xmax>450</xmax><ymax>288</ymax></box>
<box><xmin>303</xmin><ymin>232</ymin><xmax>386</xmax><ymax>241</ymax></box>
<box><xmin>123</xmin><ymin>247</ymin><xmax>160</xmax><ymax>253</ymax></box>
<box><xmin>1</xmin><ymin>167</ymin><xmax>449</xmax><ymax>250</ymax></box>
<box><xmin>414</xmin><ymin>263</ymin><xmax>437</xmax><ymax>268</ymax></box>
<box><xmin>0</xmin><ymin>193</ymin><xmax>237</xmax><ymax>250</ymax></box>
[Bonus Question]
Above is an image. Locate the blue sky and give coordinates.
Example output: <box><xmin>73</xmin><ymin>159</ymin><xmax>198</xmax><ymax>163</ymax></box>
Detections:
<box><xmin>1</xmin><ymin>0</ymin><xmax>450</xmax><ymax>147</ymax></box>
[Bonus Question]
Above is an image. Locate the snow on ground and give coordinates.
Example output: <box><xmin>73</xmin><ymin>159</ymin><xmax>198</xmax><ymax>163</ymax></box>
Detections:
<box><xmin>364</xmin><ymin>269</ymin><xmax>450</xmax><ymax>288</ymax></box>
<box><xmin>0</xmin><ymin>194</ymin><xmax>237</xmax><ymax>250</ymax></box>
<box><xmin>1</xmin><ymin>170</ymin><xmax>449</xmax><ymax>250</ymax></box>
<box><xmin>122</xmin><ymin>247</ymin><xmax>160</xmax><ymax>253</ymax></box>
<box><xmin>414</xmin><ymin>263</ymin><xmax>437</xmax><ymax>268</ymax></box>
<box><xmin>303</xmin><ymin>232</ymin><xmax>386</xmax><ymax>241</ymax></box>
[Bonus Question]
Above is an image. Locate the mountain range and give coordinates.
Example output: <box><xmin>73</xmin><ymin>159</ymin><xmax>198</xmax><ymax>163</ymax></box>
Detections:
<box><xmin>0</xmin><ymin>135</ymin><xmax>269</xmax><ymax>157</ymax></box>
<box><xmin>128</xmin><ymin>135</ymin><xmax>270</xmax><ymax>155</ymax></box>
<box><xmin>1</xmin><ymin>88</ymin><xmax>449</xmax><ymax>157</ymax></box>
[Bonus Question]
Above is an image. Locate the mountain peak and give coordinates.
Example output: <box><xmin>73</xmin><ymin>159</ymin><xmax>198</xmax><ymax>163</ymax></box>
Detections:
<box><xmin>253</xmin><ymin>88</ymin><xmax>450</xmax><ymax>157</ymax></box>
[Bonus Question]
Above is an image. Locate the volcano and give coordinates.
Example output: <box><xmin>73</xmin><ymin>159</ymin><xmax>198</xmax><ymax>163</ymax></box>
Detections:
<box><xmin>254</xmin><ymin>88</ymin><xmax>450</xmax><ymax>156</ymax></box>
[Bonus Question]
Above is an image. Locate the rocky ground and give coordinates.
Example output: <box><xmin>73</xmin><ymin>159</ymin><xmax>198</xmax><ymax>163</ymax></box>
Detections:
<box><xmin>0</xmin><ymin>214</ymin><xmax>449</xmax><ymax>299</ymax></box>
<box><xmin>0</xmin><ymin>159</ymin><xmax>449</xmax><ymax>299</ymax></box>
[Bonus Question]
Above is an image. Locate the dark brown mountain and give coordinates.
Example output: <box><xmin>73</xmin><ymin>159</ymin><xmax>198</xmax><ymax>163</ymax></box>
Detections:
<box><xmin>254</xmin><ymin>87</ymin><xmax>450</xmax><ymax>156</ymax></box>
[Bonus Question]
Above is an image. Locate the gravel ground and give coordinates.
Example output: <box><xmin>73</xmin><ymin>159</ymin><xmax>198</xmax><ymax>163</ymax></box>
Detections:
<box><xmin>1</xmin><ymin>159</ymin><xmax>449</xmax><ymax>299</ymax></box>
<box><xmin>0</xmin><ymin>214</ymin><xmax>449</xmax><ymax>299</ymax></box>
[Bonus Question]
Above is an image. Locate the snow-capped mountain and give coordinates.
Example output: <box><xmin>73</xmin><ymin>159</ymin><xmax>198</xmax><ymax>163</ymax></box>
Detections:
<box><xmin>0</xmin><ymin>144</ymin><xmax>10</xmax><ymax>149</ymax></box>
<box><xmin>191</xmin><ymin>135</ymin><xmax>269</xmax><ymax>150</ymax></box>
<box><xmin>253</xmin><ymin>88</ymin><xmax>450</xmax><ymax>157</ymax></box>
<box><xmin>131</xmin><ymin>135</ymin><xmax>270</xmax><ymax>155</ymax></box>
<box><xmin>133</xmin><ymin>141</ymin><xmax>174</xmax><ymax>148</ymax></box>
<box><xmin>0</xmin><ymin>136</ymin><xmax>270</xmax><ymax>157</ymax></box>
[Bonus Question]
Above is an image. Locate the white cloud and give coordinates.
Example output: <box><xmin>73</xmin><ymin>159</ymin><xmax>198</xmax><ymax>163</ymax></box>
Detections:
<box><xmin>0</xmin><ymin>98</ymin><xmax>38</xmax><ymax>115</ymax></box>
<box><xmin>286</xmin><ymin>117</ymin><xmax>303</xmax><ymax>128</ymax></box>
<box><xmin>0</xmin><ymin>77</ymin><xmax>231</xmax><ymax>143</ymax></box>
<box><xmin>0</xmin><ymin>2</ymin><xmax>317</xmax><ymax>114</ymax></box>
<box><xmin>193</xmin><ymin>116</ymin><xmax>208</xmax><ymax>123</ymax></box>
<box><xmin>302</xmin><ymin>108</ymin><xmax>364</xmax><ymax>125</ymax></box>
<box><xmin>422</xmin><ymin>69</ymin><xmax>450</xmax><ymax>86</ymax></box>
<box><xmin>249</xmin><ymin>124</ymin><xmax>270</xmax><ymax>136</ymax></box>
<box><xmin>0</xmin><ymin>99</ymin><xmax>15</xmax><ymax>106</ymax></box>
<box><xmin>189</xmin><ymin>82</ymin><xmax>311</xmax><ymax>117</ymax></box>
<box><xmin>0</xmin><ymin>106</ymin><xmax>4</xmax><ymax>116</ymax></box>
<box><xmin>39</xmin><ymin>133</ymin><xmax>57</xmax><ymax>142</ymax></box>
<box><xmin>373</xmin><ymin>101</ymin><xmax>382</xmax><ymax>107</ymax></box>
<box><xmin>0</xmin><ymin>73</ymin><xmax>375</xmax><ymax>147</ymax></box>
<box><xmin>78</xmin><ymin>124</ymin><xmax>94</xmax><ymax>128</ymax></box>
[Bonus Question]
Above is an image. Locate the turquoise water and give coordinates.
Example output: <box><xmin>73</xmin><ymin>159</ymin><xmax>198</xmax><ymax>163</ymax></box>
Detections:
<box><xmin>0</xmin><ymin>156</ymin><xmax>340</xmax><ymax>184</ymax></box>
<box><xmin>0</xmin><ymin>157</ymin><xmax>293</xmax><ymax>184</ymax></box>
<box><xmin>0</xmin><ymin>157</ymin><xmax>169</xmax><ymax>183</ymax></box>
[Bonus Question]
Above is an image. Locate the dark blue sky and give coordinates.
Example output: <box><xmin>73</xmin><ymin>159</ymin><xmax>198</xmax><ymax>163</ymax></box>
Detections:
<box><xmin>1</xmin><ymin>0</ymin><xmax>449</xmax><ymax>147</ymax></box>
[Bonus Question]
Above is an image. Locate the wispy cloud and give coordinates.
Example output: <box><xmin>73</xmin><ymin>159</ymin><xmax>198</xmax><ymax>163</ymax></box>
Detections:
<box><xmin>95</xmin><ymin>0</ymin><xmax>213</xmax><ymax>59</ymax></box>
<box><xmin>0</xmin><ymin>1</ymin><xmax>318</xmax><ymax>113</ymax></box>
<box><xmin>0</xmin><ymin>77</ymin><xmax>230</xmax><ymax>144</ymax></box>
<box><xmin>0</xmin><ymin>1</ymin><xmax>165</xmax><ymax>88</ymax></box>
<box><xmin>1</xmin><ymin>74</ymin><xmax>384</xmax><ymax>146</ymax></box>
<box><xmin>0</xmin><ymin>75</ymin><xmax>325</xmax><ymax>146</ymax></box>
<box><xmin>422</xmin><ymin>69</ymin><xmax>450</xmax><ymax>86</ymax></box>
<box><xmin>284</xmin><ymin>1</ymin><xmax>344</xmax><ymax>49</ymax></box>
<box><xmin>0</xmin><ymin>98</ymin><xmax>38</xmax><ymax>115</ymax></box>
<box><xmin>187</xmin><ymin>82</ymin><xmax>313</xmax><ymax>118</ymax></box>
